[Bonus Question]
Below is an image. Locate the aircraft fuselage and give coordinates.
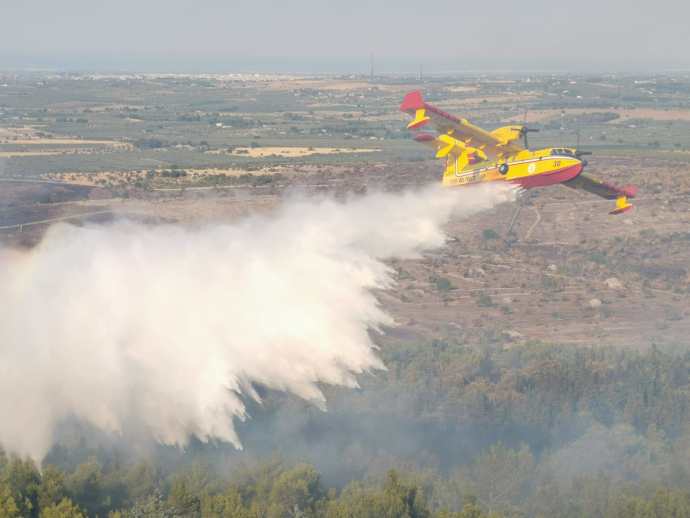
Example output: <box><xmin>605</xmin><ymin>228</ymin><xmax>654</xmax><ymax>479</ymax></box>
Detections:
<box><xmin>442</xmin><ymin>147</ymin><xmax>584</xmax><ymax>190</ymax></box>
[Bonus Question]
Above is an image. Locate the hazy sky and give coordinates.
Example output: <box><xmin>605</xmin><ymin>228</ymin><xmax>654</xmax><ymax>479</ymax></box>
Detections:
<box><xmin>1</xmin><ymin>0</ymin><xmax>688</xmax><ymax>73</ymax></box>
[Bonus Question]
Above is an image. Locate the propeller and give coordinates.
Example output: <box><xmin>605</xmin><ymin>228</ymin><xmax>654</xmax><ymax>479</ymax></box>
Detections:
<box><xmin>575</xmin><ymin>131</ymin><xmax>592</xmax><ymax>155</ymax></box>
<box><xmin>520</xmin><ymin>127</ymin><xmax>539</xmax><ymax>149</ymax></box>
<box><xmin>575</xmin><ymin>149</ymin><xmax>591</xmax><ymax>166</ymax></box>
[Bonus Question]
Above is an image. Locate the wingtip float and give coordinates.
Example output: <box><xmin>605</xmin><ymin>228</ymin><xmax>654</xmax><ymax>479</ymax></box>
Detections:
<box><xmin>401</xmin><ymin>90</ymin><xmax>637</xmax><ymax>215</ymax></box>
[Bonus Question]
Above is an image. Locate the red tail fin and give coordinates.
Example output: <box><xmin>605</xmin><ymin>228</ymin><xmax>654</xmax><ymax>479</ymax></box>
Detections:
<box><xmin>400</xmin><ymin>90</ymin><xmax>424</xmax><ymax>113</ymax></box>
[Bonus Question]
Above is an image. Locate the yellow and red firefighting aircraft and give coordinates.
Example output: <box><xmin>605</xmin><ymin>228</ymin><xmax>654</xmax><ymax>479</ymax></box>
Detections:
<box><xmin>400</xmin><ymin>91</ymin><xmax>637</xmax><ymax>214</ymax></box>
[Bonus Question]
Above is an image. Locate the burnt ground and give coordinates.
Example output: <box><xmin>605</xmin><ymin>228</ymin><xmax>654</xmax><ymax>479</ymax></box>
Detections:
<box><xmin>1</xmin><ymin>156</ymin><xmax>689</xmax><ymax>349</ymax></box>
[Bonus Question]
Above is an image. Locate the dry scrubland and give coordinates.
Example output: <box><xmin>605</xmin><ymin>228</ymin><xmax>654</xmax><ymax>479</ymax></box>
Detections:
<box><xmin>2</xmin><ymin>72</ymin><xmax>690</xmax><ymax>518</ymax></box>
<box><xmin>2</xmin><ymin>72</ymin><xmax>689</xmax><ymax>350</ymax></box>
<box><xmin>3</xmin><ymin>155</ymin><xmax>688</xmax><ymax>350</ymax></box>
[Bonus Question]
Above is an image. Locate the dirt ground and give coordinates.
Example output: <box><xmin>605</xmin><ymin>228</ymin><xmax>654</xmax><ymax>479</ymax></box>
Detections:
<box><xmin>229</xmin><ymin>146</ymin><xmax>379</xmax><ymax>158</ymax></box>
<box><xmin>2</xmin><ymin>156</ymin><xmax>689</xmax><ymax>350</ymax></box>
<box><xmin>0</xmin><ymin>126</ymin><xmax>132</xmax><ymax>155</ymax></box>
<box><xmin>514</xmin><ymin>108</ymin><xmax>690</xmax><ymax>124</ymax></box>
<box><xmin>41</xmin><ymin>164</ymin><xmax>332</xmax><ymax>186</ymax></box>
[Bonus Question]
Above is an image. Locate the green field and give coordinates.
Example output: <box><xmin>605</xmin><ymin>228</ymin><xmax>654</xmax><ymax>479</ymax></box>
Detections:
<box><xmin>3</xmin><ymin>73</ymin><xmax>690</xmax><ymax>181</ymax></box>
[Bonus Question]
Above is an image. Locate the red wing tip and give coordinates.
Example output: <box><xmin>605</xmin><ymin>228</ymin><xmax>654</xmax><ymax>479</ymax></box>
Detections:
<box><xmin>610</xmin><ymin>205</ymin><xmax>634</xmax><ymax>215</ymax></box>
<box><xmin>400</xmin><ymin>90</ymin><xmax>424</xmax><ymax>112</ymax></box>
<box><xmin>622</xmin><ymin>185</ymin><xmax>638</xmax><ymax>198</ymax></box>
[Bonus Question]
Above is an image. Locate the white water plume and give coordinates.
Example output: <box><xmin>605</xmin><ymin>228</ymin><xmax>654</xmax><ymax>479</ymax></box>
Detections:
<box><xmin>0</xmin><ymin>183</ymin><xmax>514</xmax><ymax>460</ymax></box>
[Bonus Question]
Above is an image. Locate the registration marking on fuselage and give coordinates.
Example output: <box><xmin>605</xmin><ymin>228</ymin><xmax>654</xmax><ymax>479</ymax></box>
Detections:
<box><xmin>454</xmin><ymin>156</ymin><xmax>561</xmax><ymax>179</ymax></box>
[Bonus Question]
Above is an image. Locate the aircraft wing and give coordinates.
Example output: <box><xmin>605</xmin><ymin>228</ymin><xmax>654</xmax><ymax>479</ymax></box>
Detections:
<box><xmin>413</xmin><ymin>132</ymin><xmax>487</xmax><ymax>169</ymax></box>
<box><xmin>400</xmin><ymin>90</ymin><xmax>525</xmax><ymax>158</ymax></box>
<box><xmin>563</xmin><ymin>172</ymin><xmax>638</xmax><ymax>214</ymax></box>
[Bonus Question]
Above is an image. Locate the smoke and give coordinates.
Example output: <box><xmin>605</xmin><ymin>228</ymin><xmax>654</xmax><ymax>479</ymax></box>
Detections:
<box><xmin>0</xmin><ymin>183</ymin><xmax>514</xmax><ymax>461</ymax></box>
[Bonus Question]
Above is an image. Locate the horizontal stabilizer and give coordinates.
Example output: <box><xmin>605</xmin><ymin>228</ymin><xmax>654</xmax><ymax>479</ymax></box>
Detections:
<box><xmin>400</xmin><ymin>90</ymin><xmax>524</xmax><ymax>159</ymax></box>
<box><xmin>407</xmin><ymin>108</ymin><xmax>430</xmax><ymax>129</ymax></box>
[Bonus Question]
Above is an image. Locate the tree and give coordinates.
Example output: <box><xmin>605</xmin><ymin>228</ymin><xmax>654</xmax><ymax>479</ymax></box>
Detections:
<box><xmin>326</xmin><ymin>471</ymin><xmax>431</xmax><ymax>518</ymax></box>
<box><xmin>267</xmin><ymin>464</ymin><xmax>323</xmax><ymax>518</ymax></box>
<box><xmin>167</xmin><ymin>477</ymin><xmax>201</xmax><ymax>516</ymax></box>
<box><xmin>122</xmin><ymin>462</ymin><xmax>159</xmax><ymax>508</ymax></box>
<box><xmin>465</xmin><ymin>444</ymin><xmax>535</xmax><ymax>514</ymax></box>
<box><xmin>39</xmin><ymin>498</ymin><xmax>85</xmax><ymax>518</ymax></box>
<box><xmin>65</xmin><ymin>458</ymin><xmax>111</xmax><ymax>517</ymax></box>
<box><xmin>112</xmin><ymin>491</ymin><xmax>173</xmax><ymax>518</ymax></box>
<box><xmin>201</xmin><ymin>488</ymin><xmax>252</xmax><ymax>518</ymax></box>
<box><xmin>37</xmin><ymin>466</ymin><xmax>66</xmax><ymax>512</ymax></box>
<box><xmin>0</xmin><ymin>483</ymin><xmax>19</xmax><ymax>518</ymax></box>
<box><xmin>3</xmin><ymin>457</ymin><xmax>41</xmax><ymax>518</ymax></box>
<box><xmin>435</xmin><ymin>502</ymin><xmax>499</xmax><ymax>518</ymax></box>
<box><xmin>380</xmin><ymin>471</ymin><xmax>430</xmax><ymax>518</ymax></box>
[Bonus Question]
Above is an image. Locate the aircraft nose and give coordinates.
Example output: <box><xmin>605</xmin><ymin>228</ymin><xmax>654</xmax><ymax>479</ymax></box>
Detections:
<box><xmin>581</xmin><ymin>159</ymin><xmax>588</xmax><ymax>167</ymax></box>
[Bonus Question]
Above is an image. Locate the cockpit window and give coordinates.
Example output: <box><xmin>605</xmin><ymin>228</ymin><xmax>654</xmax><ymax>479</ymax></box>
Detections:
<box><xmin>550</xmin><ymin>148</ymin><xmax>573</xmax><ymax>156</ymax></box>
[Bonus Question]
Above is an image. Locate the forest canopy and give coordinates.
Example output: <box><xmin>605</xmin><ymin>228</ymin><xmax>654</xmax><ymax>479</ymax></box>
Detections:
<box><xmin>3</xmin><ymin>341</ymin><xmax>690</xmax><ymax>517</ymax></box>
